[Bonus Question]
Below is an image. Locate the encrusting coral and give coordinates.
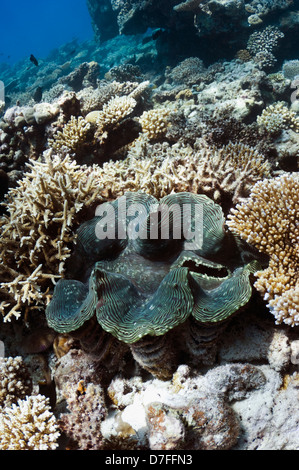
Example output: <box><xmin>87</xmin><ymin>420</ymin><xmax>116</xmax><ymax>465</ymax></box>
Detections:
<box><xmin>59</xmin><ymin>382</ymin><xmax>107</xmax><ymax>450</ymax></box>
<box><xmin>227</xmin><ymin>173</ymin><xmax>299</xmax><ymax>326</ymax></box>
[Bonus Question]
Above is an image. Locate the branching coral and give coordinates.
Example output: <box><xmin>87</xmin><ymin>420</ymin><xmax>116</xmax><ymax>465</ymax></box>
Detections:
<box><xmin>99</xmin><ymin>139</ymin><xmax>271</xmax><ymax>209</ymax></box>
<box><xmin>78</xmin><ymin>80</ymin><xmax>149</xmax><ymax>115</ymax></box>
<box><xmin>0</xmin><ymin>394</ymin><xmax>60</xmax><ymax>450</ymax></box>
<box><xmin>48</xmin><ymin>115</ymin><xmax>91</xmax><ymax>154</ymax></box>
<box><xmin>0</xmin><ymin>356</ymin><xmax>32</xmax><ymax>407</ymax></box>
<box><xmin>257</xmin><ymin>102</ymin><xmax>299</xmax><ymax>134</ymax></box>
<box><xmin>0</xmin><ymin>151</ymin><xmax>106</xmax><ymax>321</ymax></box>
<box><xmin>247</xmin><ymin>26</ymin><xmax>284</xmax><ymax>56</ymax></box>
<box><xmin>247</xmin><ymin>26</ymin><xmax>284</xmax><ymax>69</ymax></box>
<box><xmin>227</xmin><ymin>173</ymin><xmax>299</xmax><ymax>326</ymax></box>
<box><xmin>90</xmin><ymin>95</ymin><xmax>137</xmax><ymax>141</ymax></box>
<box><xmin>138</xmin><ymin>108</ymin><xmax>170</xmax><ymax>140</ymax></box>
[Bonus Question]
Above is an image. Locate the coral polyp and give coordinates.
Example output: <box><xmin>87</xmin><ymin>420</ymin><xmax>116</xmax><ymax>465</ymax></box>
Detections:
<box><xmin>46</xmin><ymin>191</ymin><xmax>259</xmax><ymax>379</ymax></box>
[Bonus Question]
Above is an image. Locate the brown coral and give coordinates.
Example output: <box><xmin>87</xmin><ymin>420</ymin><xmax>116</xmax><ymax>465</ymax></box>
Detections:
<box><xmin>59</xmin><ymin>382</ymin><xmax>107</xmax><ymax>450</ymax></box>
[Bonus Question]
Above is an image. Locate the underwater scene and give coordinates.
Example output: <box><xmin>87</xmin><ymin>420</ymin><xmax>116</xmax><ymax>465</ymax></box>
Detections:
<box><xmin>0</xmin><ymin>0</ymin><xmax>298</xmax><ymax>452</ymax></box>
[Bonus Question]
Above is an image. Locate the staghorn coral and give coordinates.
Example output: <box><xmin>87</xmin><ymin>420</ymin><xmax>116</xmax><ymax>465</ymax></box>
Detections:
<box><xmin>0</xmin><ymin>356</ymin><xmax>32</xmax><ymax>408</ymax></box>
<box><xmin>46</xmin><ymin>191</ymin><xmax>259</xmax><ymax>379</ymax></box>
<box><xmin>227</xmin><ymin>173</ymin><xmax>299</xmax><ymax>326</ymax></box>
<box><xmin>0</xmin><ymin>394</ymin><xmax>60</xmax><ymax>450</ymax></box>
<box><xmin>257</xmin><ymin>101</ymin><xmax>299</xmax><ymax>134</ymax></box>
<box><xmin>48</xmin><ymin>115</ymin><xmax>91</xmax><ymax>155</ymax></box>
<box><xmin>0</xmin><ymin>151</ymin><xmax>106</xmax><ymax>322</ymax></box>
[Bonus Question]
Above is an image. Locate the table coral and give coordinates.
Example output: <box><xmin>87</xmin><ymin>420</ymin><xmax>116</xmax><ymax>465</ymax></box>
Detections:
<box><xmin>227</xmin><ymin>173</ymin><xmax>299</xmax><ymax>326</ymax></box>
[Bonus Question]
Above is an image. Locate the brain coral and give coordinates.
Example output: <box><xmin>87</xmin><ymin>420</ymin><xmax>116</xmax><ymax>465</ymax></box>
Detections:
<box><xmin>227</xmin><ymin>173</ymin><xmax>299</xmax><ymax>326</ymax></box>
<box><xmin>46</xmin><ymin>191</ymin><xmax>259</xmax><ymax>379</ymax></box>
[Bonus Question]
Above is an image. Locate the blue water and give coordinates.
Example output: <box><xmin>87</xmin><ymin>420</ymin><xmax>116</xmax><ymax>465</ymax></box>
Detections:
<box><xmin>0</xmin><ymin>0</ymin><xmax>94</xmax><ymax>64</ymax></box>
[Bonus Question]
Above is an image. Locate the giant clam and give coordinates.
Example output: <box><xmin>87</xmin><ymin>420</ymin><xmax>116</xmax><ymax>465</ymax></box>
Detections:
<box><xmin>46</xmin><ymin>192</ymin><xmax>259</xmax><ymax>379</ymax></box>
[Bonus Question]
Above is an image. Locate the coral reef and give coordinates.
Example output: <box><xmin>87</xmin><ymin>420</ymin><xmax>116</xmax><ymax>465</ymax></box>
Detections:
<box><xmin>247</xmin><ymin>26</ymin><xmax>284</xmax><ymax>70</ymax></box>
<box><xmin>99</xmin><ymin>139</ymin><xmax>271</xmax><ymax>209</ymax></box>
<box><xmin>227</xmin><ymin>173</ymin><xmax>299</xmax><ymax>326</ymax></box>
<box><xmin>138</xmin><ymin>107</ymin><xmax>170</xmax><ymax>140</ymax></box>
<box><xmin>102</xmin><ymin>363</ymin><xmax>266</xmax><ymax>450</ymax></box>
<box><xmin>59</xmin><ymin>382</ymin><xmax>107</xmax><ymax>450</ymax></box>
<box><xmin>48</xmin><ymin>115</ymin><xmax>92</xmax><ymax>156</ymax></box>
<box><xmin>0</xmin><ymin>0</ymin><xmax>299</xmax><ymax>449</ymax></box>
